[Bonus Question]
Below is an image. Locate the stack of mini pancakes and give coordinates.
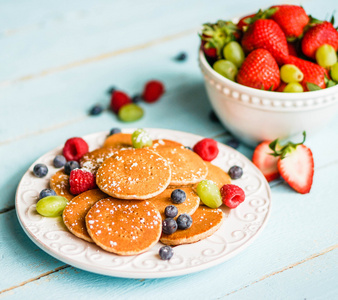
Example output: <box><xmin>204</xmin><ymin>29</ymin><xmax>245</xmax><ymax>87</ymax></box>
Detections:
<box><xmin>50</xmin><ymin>133</ymin><xmax>231</xmax><ymax>256</ymax></box>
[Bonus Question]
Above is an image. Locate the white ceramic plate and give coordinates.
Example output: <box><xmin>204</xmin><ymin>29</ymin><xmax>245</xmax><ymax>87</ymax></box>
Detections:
<box><xmin>16</xmin><ymin>128</ymin><xmax>271</xmax><ymax>278</ymax></box>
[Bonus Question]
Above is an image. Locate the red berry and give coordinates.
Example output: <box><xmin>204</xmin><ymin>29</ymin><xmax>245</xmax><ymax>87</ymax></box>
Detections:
<box><xmin>110</xmin><ymin>91</ymin><xmax>132</xmax><ymax>113</ymax></box>
<box><xmin>63</xmin><ymin>137</ymin><xmax>89</xmax><ymax>162</ymax></box>
<box><xmin>69</xmin><ymin>169</ymin><xmax>96</xmax><ymax>195</ymax></box>
<box><xmin>220</xmin><ymin>184</ymin><xmax>245</xmax><ymax>209</ymax></box>
<box><xmin>142</xmin><ymin>80</ymin><xmax>165</xmax><ymax>103</ymax></box>
<box><xmin>193</xmin><ymin>138</ymin><xmax>219</xmax><ymax>161</ymax></box>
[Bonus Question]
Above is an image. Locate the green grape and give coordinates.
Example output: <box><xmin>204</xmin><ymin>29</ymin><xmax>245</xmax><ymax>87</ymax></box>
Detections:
<box><xmin>316</xmin><ymin>44</ymin><xmax>337</xmax><ymax>68</ymax></box>
<box><xmin>36</xmin><ymin>196</ymin><xmax>68</xmax><ymax>217</ymax></box>
<box><xmin>330</xmin><ymin>62</ymin><xmax>338</xmax><ymax>82</ymax></box>
<box><xmin>223</xmin><ymin>41</ymin><xmax>245</xmax><ymax>68</ymax></box>
<box><xmin>280</xmin><ymin>64</ymin><xmax>304</xmax><ymax>83</ymax></box>
<box><xmin>118</xmin><ymin>104</ymin><xmax>144</xmax><ymax>122</ymax></box>
<box><xmin>196</xmin><ymin>180</ymin><xmax>222</xmax><ymax>209</ymax></box>
<box><xmin>213</xmin><ymin>60</ymin><xmax>238</xmax><ymax>81</ymax></box>
<box><xmin>132</xmin><ymin>128</ymin><xmax>153</xmax><ymax>148</ymax></box>
<box><xmin>283</xmin><ymin>82</ymin><xmax>304</xmax><ymax>93</ymax></box>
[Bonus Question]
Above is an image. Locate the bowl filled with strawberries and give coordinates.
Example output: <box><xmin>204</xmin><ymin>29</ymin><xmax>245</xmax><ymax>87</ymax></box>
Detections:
<box><xmin>198</xmin><ymin>5</ymin><xmax>338</xmax><ymax>146</ymax></box>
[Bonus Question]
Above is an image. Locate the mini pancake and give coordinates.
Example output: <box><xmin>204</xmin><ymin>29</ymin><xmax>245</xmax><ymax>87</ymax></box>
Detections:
<box><xmin>62</xmin><ymin>189</ymin><xmax>108</xmax><ymax>242</ymax></box>
<box><xmin>96</xmin><ymin>148</ymin><xmax>171</xmax><ymax>199</ymax></box>
<box><xmin>80</xmin><ymin>147</ymin><xmax>118</xmax><ymax>174</ymax></box>
<box><xmin>102</xmin><ymin>133</ymin><xmax>132</xmax><ymax>148</ymax></box>
<box><xmin>86</xmin><ymin>198</ymin><xmax>162</xmax><ymax>255</ymax></box>
<box><xmin>154</xmin><ymin>146</ymin><xmax>208</xmax><ymax>185</ymax></box>
<box><xmin>49</xmin><ymin>170</ymin><xmax>74</xmax><ymax>201</ymax></box>
<box><xmin>152</xmin><ymin>139</ymin><xmax>184</xmax><ymax>149</ymax></box>
<box><xmin>160</xmin><ymin>206</ymin><xmax>224</xmax><ymax>246</ymax></box>
<box><xmin>149</xmin><ymin>187</ymin><xmax>200</xmax><ymax>220</ymax></box>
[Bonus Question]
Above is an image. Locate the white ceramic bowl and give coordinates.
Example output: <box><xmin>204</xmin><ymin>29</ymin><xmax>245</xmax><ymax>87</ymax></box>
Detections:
<box><xmin>198</xmin><ymin>50</ymin><xmax>338</xmax><ymax>146</ymax></box>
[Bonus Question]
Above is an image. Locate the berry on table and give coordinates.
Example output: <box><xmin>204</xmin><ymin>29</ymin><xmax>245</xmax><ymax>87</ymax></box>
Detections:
<box><xmin>69</xmin><ymin>169</ymin><xmax>96</xmax><ymax>195</ymax></box>
<box><xmin>63</xmin><ymin>137</ymin><xmax>89</xmax><ymax>162</ymax></box>
<box><xmin>33</xmin><ymin>164</ymin><xmax>48</xmax><ymax>178</ymax></box>
<box><xmin>171</xmin><ymin>189</ymin><xmax>186</xmax><ymax>204</ymax></box>
<box><xmin>53</xmin><ymin>155</ymin><xmax>66</xmax><ymax>168</ymax></box>
<box><xmin>162</xmin><ymin>218</ymin><xmax>178</xmax><ymax>235</ymax></box>
<box><xmin>89</xmin><ymin>104</ymin><xmax>103</xmax><ymax>116</ymax></box>
<box><xmin>118</xmin><ymin>103</ymin><xmax>144</xmax><ymax>122</ymax></box>
<box><xmin>64</xmin><ymin>160</ymin><xmax>80</xmax><ymax>175</ymax></box>
<box><xmin>142</xmin><ymin>80</ymin><xmax>165</xmax><ymax>103</ymax></box>
<box><xmin>226</xmin><ymin>137</ymin><xmax>240</xmax><ymax>149</ymax></box>
<box><xmin>107</xmin><ymin>86</ymin><xmax>116</xmax><ymax>94</ymax></box>
<box><xmin>164</xmin><ymin>205</ymin><xmax>178</xmax><ymax>218</ymax></box>
<box><xmin>132</xmin><ymin>94</ymin><xmax>142</xmax><ymax>103</ymax></box>
<box><xmin>209</xmin><ymin>110</ymin><xmax>220</xmax><ymax>123</ymax></box>
<box><xmin>109</xmin><ymin>128</ymin><xmax>121</xmax><ymax>136</ymax></box>
<box><xmin>193</xmin><ymin>138</ymin><xmax>219</xmax><ymax>161</ymax></box>
<box><xmin>196</xmin><ymin>180</ymin><xmax>222</xmax><ymax>208</ymax></box>
<box><xmin>159</xmin><ymin>245</ymin><xmax>174</xmax><ymax>260</ymax></box>
<box><xmin>36</xmin><ymin>196</ymin><xmax>68</xmax><ymax>217</ymax></box>
<box><xmin>176</xmin><ymin>213</ymin><xmax>193</xmax><ymax>229</ymax></box>
<box><xmin>228</xmin><ymin>166</ymin><xmax>243</xmax><ymax>179</ymax></box>
<box><xmin>220</xmin><ymin>184</ymin><xmax>245</xmax><ymax>209</ymax></box>
<box><xmin>174</xmin><ymin>52</ymin><xmax>188</xmax><ymax>62</ymax></box>
<box><xmin>110</xmin><ymin>90</ymin><xmax>132</xmax><ymax>113</ymax></box>
<box><xmin>39</xmin><ymin>188</ymin><xmax>56</xmax><ymax>199</ymax></box>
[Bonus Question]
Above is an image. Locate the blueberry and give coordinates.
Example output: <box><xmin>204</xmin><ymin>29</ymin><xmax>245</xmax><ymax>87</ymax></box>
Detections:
<box><xmin>159</xmin><ymin>245</ymin><xmax>174</xmax><ymax>260</ymax></box>
<box><xmin>53</xmin><ymin>155</ymin><xmax>66</xmax><ymax>168</ymax></box>
<box><xmin>109</xmin><ymin>127</ymin><xmax>121</xmax><ymax>136</ymax></box>
<box><xmin>107</xmin><ymin>86</ymin><xmax>116</xmax><ymax>94</ymax></box>
<box><xmin>132</xmin><ymin>94</ymin><xmax>142</xmax><ymax>103</ymax></box>
<box><xmin>228</xmin><ymin>165</ymin><xmax>243</xmax><ymax>179</ymax></box>
<box><xmin>33</xmin><ymin>164</ymin><xmax>48</xmax><ymax>178</ymax></box>
<box><xmin>164</xmin><ymin>205</ymin><xmax>178</xmax><ymax>218</ymax></box>
<box><xmin>185</xmin><ymin>146</ymin><xmax>193</xmax><ymax>151</ymax></box>
<box><xmin>176</xmin><ymin>213</ymin><xmax>193</xmax><ymax>230</ymax></box>
<box><xmin>39</xmin><ymin>188</ymin><xmax>57</xmax><ymax>199</ymax></box>
<box><xmin>89</xmin><ymin>104</ymin><xmax>103</xmax><ymax>116</ymax></box>
<box><xmin>174</xmin><ymin>52</ymin><xmax>187</xmax><ymax>62</ymax></box>
<box><xmin>209</xmin><ymin>110</ymin><xmax>220</xmax><ymax>123</ymax></box>
<box><xmin>171</xmin><ymin>189</ymin><xmax>186</xmax><ymax>204</ymax></box>
<box><xmin>64</xmin><ymin>161</ymin><xmax>80</xmax><ymax>175</ymax></box>
<box><xmin>226</xmin><ymin>137</ymin><xmax>240</xmax><ymax>149</ymax></box>
<box><xmin>162</xmin><ymin>218</ymin><xmax>178</xmax><ymax>235</ymax></box>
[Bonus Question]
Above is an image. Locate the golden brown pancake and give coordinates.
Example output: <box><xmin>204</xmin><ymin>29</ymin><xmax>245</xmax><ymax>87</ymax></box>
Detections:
<box><xmin>102</xmin><ymin>133</ymin><xmax>132</xmax><ymax>148</ymax></box>
<box><xmin>152</xmin><ymin>139</ymin><xmax>184</xmax><ymax>149</ymax></box>
<box><xmin>80</xmin><ymin>147</ymin><xmax>118</xmax><ymax>174</ymax></box>
<box><xmin>49</xmin><ymin>170</ymin><xmax>74</xmax><ymax>201</ymax></box>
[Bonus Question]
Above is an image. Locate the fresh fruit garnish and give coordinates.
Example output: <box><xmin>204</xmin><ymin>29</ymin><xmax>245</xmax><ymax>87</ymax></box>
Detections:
<box><xmin>164</xmin><ymin>205</ymin><xmax>178</xmax><ymax>218</ymax></box>
<box><xmin>171</xmin><ymin>189</ymin><xmax>186</xmax><ymax>204</ymax></box>
<box><xmin>159</xmin><ymin>245</ymin><xmax>174</xmax><ymax>260</ymax></box>
<box><xmin>269</xmin><ymin>132</ymin><xmax>314</xmax><ymax>194</ymax></box>
<box><xmin>196</xmin><ymin>180</ymin><xmax>222</xmax><ymax>208</ymax></box>
<box><xmin>174</xmin><ymin>52</ymin><xmax>188</xmax><ymax>62</ymax></box>
<box><xmin>315</xmin><ymin>44</ymin><xmax>338</xmax><ymax>68</ymax></box>
<box><xmin>131</xmin><ymin>129</ymin><xmax>153</xmax><ymax>148</ymax></box>
<box><xmin>118</xmin><ymin>103</ymin><xmax>144</xmax><ymax>122</ymax></box>
<box><xmin>301</xmin><ymin>21</ymin><xmax>338</xmax><ymax>59</ymax></box>
<box><xmin>193</xmin><ymin>138</ymin><xmax>219</xmax><ymax>161</ymax></box>
<box><xmin>64</xmin><ymin>160</ymin><xmax>80</xmax><ymax>175</ymax></box>
<box><xmin>213</xmin><ymin>59</ymin><xmax>238</xmax><ymax>81</ymax></box>
<box><xmin>142</xmin><ymin>80</ymin><xmax>165</xmax><ymax>103</ymax></box>
<box><xmin>220</xmin><ymin>184</ymin><xmax>245</xmax><ymax>209</ymax></box>
<box><xmin>283</xmin><ymin>82</ymin><xmax>304</xmax><ymax>93</ymax></box>
<box><xmin>39</xmin><ymin>188</ymin><xmax>56</xmax><ymax>199</ymax></box>
<box><xmin>110</xmin><ymin>90</ymin><xmax>132</xmax><ymax>113</ymax></box>
<box><xmin>280</xmin><ymin>64</ymin><xmax>304</xmax><ymax>83</ymax></box>
<box><xmin>36</xmin><ymin>196</ymin><xmax>68</xmax><ymax>217</ymax></box>
<box><xmin>176</xmin><ymin>213</ymin><xmax>193</xmax><ymax>229</ymax></box>
<box><xmin>33</xmin><ymin>163</ymin><xmax>48</xmax><ymax>178</ymax></box>
<box><xmin>162</xmin><ymin>218</ymin><xmax>178</xmax><ymax>234</ymax></box>
<box><xmin>252</xmin><ymin>141</ymin><xmax>280</xmax><ymax>182</ymax></box>
<box><xmin>109</xmin><ymin>127</ymin><xmax>122</xmax><ymax>136</ymax></box>
<box><xmin>223</xmin><ymin>41</ymin><xmax>245</xmax><ymax>68</ymax></box>
<box><xmin>53</xmin><ymin>155</ymin><xmax>66</xmax><ymax>168</ymax></box>
<box><xmin>131</xmin><ymin>94</ymin><xmax>142</xmax><ymax>103</ymax></box>
<box><xmin>228</xmin><ymin>165</ymin><xmax>243</xmax><ymax>179</ymax></box>
<box><xmin>69</xmin><ymin>169</ymin><xmax>96</xmax><ymax>195</ymax></box>
<box><xmin>89</xmin><ymin>104</ymin><xmax>103</xmax><ymax>116</ymax></box>
<box><xmin>241</xmin><ymin>19</ymin><xmax>289</xmax><ymax>65</ymax></box>
<box><xmin>330</xmin><ymin>62</ymin><xmax>338</xmax><ymax>82</ymax></box>
<box><xmin>226</xmin><ymin>137</ymin><xmax>240</xmax><ymax>149</ymax></box>
<box><xmin>236</xmin><ymin>49</ymin><xmax>280</xmax><ymax>91</ymax></box>
<box><xmin>63</xmin><ymin>137</ymin><xmax>89</xmax><ymax>162</ymax></box>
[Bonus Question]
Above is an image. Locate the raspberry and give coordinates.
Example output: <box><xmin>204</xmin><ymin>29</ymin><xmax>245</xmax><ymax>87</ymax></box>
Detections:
<box><xmin>63</xmin><ymin>137</ymin><xmax>89</xmax><ymax>162</ymax></box>
<box><xmin>110</xmin><ymin>91</ymin><xmax>131</xmax><ymax>113</ymax></box>
<box><xmin>69</xmin><ymin>169</ymin><xmax>96</xmax><ymax>195</ymax></box>
<box><xmin>142</xmin><ymin>80</ymin><xmax>165</xmax><ymax>103</ymax></box>
<box><xmin>193</xmin><ymin>138</ymin><xmax>219</xmax><ymax>161</ymax></box>
<box><xmin>220</xmin><ymin>184</ymin><xmax>245</xmax><ymax>209</ymax></box>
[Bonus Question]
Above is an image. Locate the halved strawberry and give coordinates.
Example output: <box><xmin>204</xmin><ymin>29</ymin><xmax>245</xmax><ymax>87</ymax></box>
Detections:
<box><xmin>252</xmin><ymin>141</ymin><xmax>280</xmax><ymax>182</ymax></box>
<box><xmin>270</xmin><ymin>132</ymin><xmax>314</xmax><ymax>194</ymax></box>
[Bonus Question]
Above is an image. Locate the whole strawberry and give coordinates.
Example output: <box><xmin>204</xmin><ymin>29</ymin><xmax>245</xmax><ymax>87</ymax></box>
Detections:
<box><xmin>236</xmin><ymin>49</ymin><xmax>280</xmax><ymax>91</ymax></box>
<box><xmin>301</xmin><ymin>21</ymin><xmax>338</xmax><ymax>59</ymax></box>
<box><xmin>286</xmin><ymin>55</ymin><xmax>327</xmax><ymax>90</ymax></box>
<box><xmin>271</xmin><ymin>5</ymin><xmax>309</xmax><ymax>40</ymax></box>
<box><xmin>241</xmin><ymin>19</ymin><xmax>289</xmax><ymax>65</ymax></box>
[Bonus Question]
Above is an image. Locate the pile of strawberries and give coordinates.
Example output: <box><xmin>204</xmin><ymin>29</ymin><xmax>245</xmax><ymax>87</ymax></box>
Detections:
<box><xmin>201</xmin><ymin>5</ymin><xmax>338</xmax><ymax>91</ymax></box>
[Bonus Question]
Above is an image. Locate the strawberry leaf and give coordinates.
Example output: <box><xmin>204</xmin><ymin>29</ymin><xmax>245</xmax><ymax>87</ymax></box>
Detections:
<box><xmin>306</xmin><ymin>82</ymin><xmax>322</xmax><ymax>91</ymax></box>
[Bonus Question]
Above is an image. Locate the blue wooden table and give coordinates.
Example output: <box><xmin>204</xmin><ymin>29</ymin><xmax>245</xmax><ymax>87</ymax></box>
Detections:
<box><xmin>1</xmin><ymin>0</ymin><xmax>337</xmax><ymax>299</ymax></box>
